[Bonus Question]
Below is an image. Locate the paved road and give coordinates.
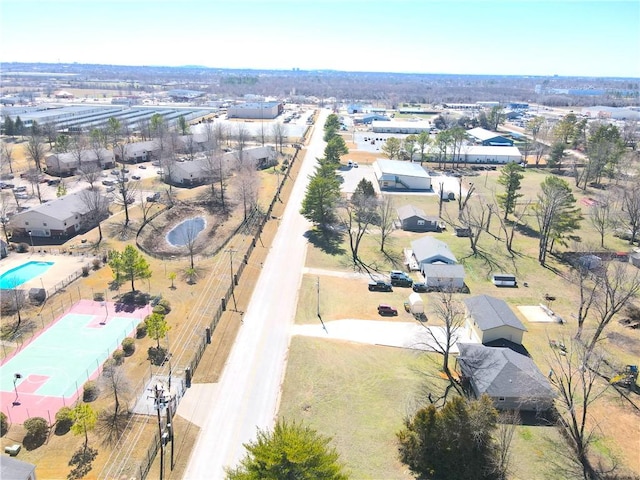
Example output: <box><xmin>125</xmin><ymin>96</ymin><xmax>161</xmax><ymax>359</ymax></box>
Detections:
<box><xmin>182</xmin><ymin>109</ymin><xmax>329</xmax><ymax>479</ymax></box>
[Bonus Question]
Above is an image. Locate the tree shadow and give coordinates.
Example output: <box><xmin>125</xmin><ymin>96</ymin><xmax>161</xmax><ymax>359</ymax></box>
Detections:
<box><xmin>114</xmin><ymin>291</ymin><xmax>150</xmax><ymax>312</ymax></box>
<box><xmin>106</xmin><ymin>221</ymin><xmax>138</xmax><ymax>241</ymax></box>
<box><xmin>304</xmin><ymin>228</ymin><xmax>345</xmax><ymax>256</ymax></box>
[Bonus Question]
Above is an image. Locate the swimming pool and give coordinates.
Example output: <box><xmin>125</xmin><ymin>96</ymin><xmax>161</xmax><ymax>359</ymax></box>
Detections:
<box><xmin>0</xmin><ymin>261</ymin><xmax>54</xmax><ymax>289</ymax></box>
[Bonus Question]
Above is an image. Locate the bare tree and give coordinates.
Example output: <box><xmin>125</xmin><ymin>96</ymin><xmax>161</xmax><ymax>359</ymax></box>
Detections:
<box><xmin>621</xmin><ymin>185</ymin><xmax>640</xmax><ymax>245</ymax></box>
<box><xmin>236</xmin><ymin>163</ymin><xmax>258</xmax><ymax>220</ymax></box>
<box><xmin>97</xmin><ymin>361</ymin><xmax>131</xmax><ymax>447</ymax></box>
<box><xmin>0</xmin><ymin>194</ymin><xmax>12</xmax><ymax>245</ymax></box>
<box><xmin>586</xmin><ymin>261</ymin><xmax>640</xmax><ymax>353</ymax></box>
<box><xmin>213</xmin><ymin>121</ymin><xmax>228</xmax><ymax>149</ymax></box>
<box><xmin>177</xmin><ymin>218</ymin><xmax>202</xmax><ymax>269</ymax></box>
<box><xmin>78</xmin><ymin>188</ymin><xmax>110</xmax><ymax>244</ymax></box>
<box><xmin>418</xmin><ymin>288</ymin><xmax>465</xmax><ymax>392</ymax></box>
<box><xmin>495</xmin><ymin>198</ymin><xmax>530</xmax><ymax>255</ymax></box>
<box><xmin>377</xmin><ymin>195</ymin><xmax>395</xmax><ymax>252</ymax></box>
<box><xmin>183</xmin><ymin>133</ymin><xmax>198</xmax><ymax>161</ymax></box>
<box><xmin>234</xmin><ymin>123</ymin><xmax>250</xmax><ymax>165</ymax></box>
<box><xmin>570</xmin><ymin>257</ymin><xmax>601</xmax><ymax>340</ymax></box>
<box><xmin>25</xmin><ymin>132</ymin><xmax>46</xmax><ymax>172</ymax></box>
<box><xmin>79</xmin><ymin>163</ymin><xmax>102</xmax><ymax>191</ymax></box>
<box><xmin>1</xmin><ymin>142</ymin><xmax>14</xmax><ymax>173</ymax></box>
<box><xmin>339</xmin><ymin>190</ymin><xmax>378</xmax><ymax>267</ymax></box>
<box><xmin>457</xmin><ymin>197</ymin><xmax>492</xmax><ymax>256</ymax></box>
<box><xmin>113</xmin><ymin>173</ymin><xmax>137</xmax><ymax>227</ymax></box>
<box><xmin>588</xmin><ymin>194</ymin><xmax>615</xmax><ymax>248</ymax></box>
<box><xmin>548</xmin><ymin>339</ymin><xmax>611</xmax><ymax>480</ymax></box>
<box><xmin>271</xmin><ymin>122</ymin><xmax>288</xmax><ymax>154</ymax></box>
<box><xmin>24</xmin><ymin>168</ymin><xmax>43</xmax><ymax>204</ymax></box>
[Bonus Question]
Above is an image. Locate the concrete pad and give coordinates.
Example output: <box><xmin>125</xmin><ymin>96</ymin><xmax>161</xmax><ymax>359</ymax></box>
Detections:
<box><xmin>176</xmin><ymin>383</ymin><xmax>219</xmax><ymax>428</ymax></box>
<box><xmin>518</xmin><ymin>305</ymin><xmax>557</xmax><ymax>323</ymax></box>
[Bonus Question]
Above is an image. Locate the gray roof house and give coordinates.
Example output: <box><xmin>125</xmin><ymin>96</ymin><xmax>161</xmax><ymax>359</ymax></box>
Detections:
<box><xmin>45</xmin><ymin>148</ymin><xmax>115</xmax><ymax>176</ymax></box>
<box><xmin>8</xmin><ymin>190</ymin><xmax>109</xmax><ymax>240</ymax></box>
<box><xmin>397</xmin><ymin>205</ymin><xmax>442</xmax><ymax>232</ymax></box>
<box><xmin>463</xmin><ymin>295</ymin><xmax>527</xmax><ymax>345</ymax></box>
<box><xmin>422</xmin><ymin>263</ymin><xmax>466</xmax><ymax>290</ymax></box>
<box><xmin>1</xmin><ymin>455</ymin><xmax>37</xmax><ymax>480</ymax></box>
<box><xmin>411</xmin><ymin>236</ymin><xmax>457</xmax><ymax>267</ymax></box>
<box><xmin>115</xmin><ymin>141</ymin><xmax>160</xmax><ymax>163</ymax></box>
<box><xmin>457</xmin><ymin>343</ymin><xmax>556</xmax><ymax>411</ymax></box>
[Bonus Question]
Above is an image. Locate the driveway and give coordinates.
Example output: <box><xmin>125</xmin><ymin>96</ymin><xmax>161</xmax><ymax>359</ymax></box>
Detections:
<box><xmin>292</xmin><ymin>319</ymin><xmax>474</xmax><ymax>353</ymax></box>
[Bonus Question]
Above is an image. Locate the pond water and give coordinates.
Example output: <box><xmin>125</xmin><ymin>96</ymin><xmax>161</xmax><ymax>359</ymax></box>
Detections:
<box><xmin>166</xmin><ymin>217</ymin><xmax>206</xmax><ymax>247</ymax></box>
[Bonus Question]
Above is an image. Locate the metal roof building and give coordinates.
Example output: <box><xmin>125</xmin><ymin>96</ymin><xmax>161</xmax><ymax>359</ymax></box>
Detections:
<box><xmin>373</xmin><ymin>159</ymin><xmax>431</xmax><ymax>191</ymax></box>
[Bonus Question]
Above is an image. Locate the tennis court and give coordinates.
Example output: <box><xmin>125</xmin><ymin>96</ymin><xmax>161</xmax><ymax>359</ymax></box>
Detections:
<box><xmin>1</xmin><ymin>299</ymin><xmax>151</xmax><ymax>424</ymax></box>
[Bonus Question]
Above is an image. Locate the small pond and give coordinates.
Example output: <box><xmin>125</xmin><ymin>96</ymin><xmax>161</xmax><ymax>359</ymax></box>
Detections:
<box><xmin>166</xmin><ymin>217</ymin><xmax>206</xmax><ymax>247</ymax></box>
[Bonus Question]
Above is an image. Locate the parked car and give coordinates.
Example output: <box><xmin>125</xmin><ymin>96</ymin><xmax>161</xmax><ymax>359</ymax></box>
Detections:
<box><xmin>368</xmin><ymin>280</ymin><xmax>393</xmax><ymax>292</ymax></box>
<box><xmin>377</xmin><ymin>304</ymin><xmax>398</xmax><ymax>316</ymax></box>
<box><xmin>111</xmin><ymin>169</ymin><xmax>119</xmax><ymax>175</ymax></box>
<box><xmin>47</xmin><ymin>179</ymin><xmax>60</xmax><ymax>186</ymax></box>
<box><xmin>106</xmin><ymin>186</ymin><xmax>116</xmax><ymax>193</ymax></box>
<box><xmin>13</xmin><ymin>186</ymin><xmax>27</xmax><ymax>193</ymax></box>
<box><xmin>139</xmin><ymin>165</ymin><xmax>147</xmax><ymax>169</ymax></box>
<box><xmin>102</xmin><ymin>180</ymin><xmax>114</xmax><ymax>186</ymax></box>
<box><xmin>0</xmin><ymin>173</ymin><xmax>15</xmax><ymax>180</ymax></box>
<box><xmin>15</xmin><ymin>193</ymin><xmax>29</xmax><ymax>199</ymax></box>
<box><xmin>0</xmin><ymin>182</ymin><xmax>15</xmax><ymax>189</ymax></box>
<box><xmin>412</xmin><ymin>282</ymin><xmax>428</xmax><ymax>293</ymax></box>
<box><xmin>146</xmin><ymin>192</ymin><xmax>161</xmax><ymax>202</ymax></box>
<box><xmin>131</xmin><ymin>175</ymin><xmax>141</xmax><ymax>180</ymax></box>
<box><xmin>390</xmin><ymin>270</ymin><xmax>413</xmax><ymax>287</ymax></box>
<box><xmin>152</xmin><ymin>161</ymin><xmax>161</xmax><ymax>166</ymax></box>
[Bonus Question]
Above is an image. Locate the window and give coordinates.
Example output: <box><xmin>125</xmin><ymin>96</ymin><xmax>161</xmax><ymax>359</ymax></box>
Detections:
<box><xmin>43</xmin><ymin>223</ymin><xmax>47</xmax><ymax>226</ymax></box>
<box><xmin>498</xmin><ymin>397</ymin><xmax>505</xmax><ymax>402</ymax></box>
<box><xmin>417</xmin><ymin>220</ymin><xmax>425</xmax><ymax>226</ymax></box>
<box><xmin>25</xmin><ymin>221</ymin><xmax>29</xmax><ymax>225</ymax></box>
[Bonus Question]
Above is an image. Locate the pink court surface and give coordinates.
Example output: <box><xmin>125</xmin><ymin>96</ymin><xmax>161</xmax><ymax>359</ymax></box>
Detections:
<box><xmin>1</xmin><ymin>299</ymin><xmax>151</xmax><ymax>424</ymax></box>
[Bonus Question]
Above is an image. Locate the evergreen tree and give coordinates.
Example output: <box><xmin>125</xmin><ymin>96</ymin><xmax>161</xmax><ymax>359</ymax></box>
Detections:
<box><xmin>300</xmin><ymin>165</ymin><xmax>341</xmax><ymax>229</ymax></box>
<box><xmin>533</xmin><ymin>176</ymin><xmax>582</xmax><ymax>265</ymax></box>
<box><xmin>397</xmin><ymin>395</ymin><xmax>502</xmax><ymax>480</ymax></box>
<box><xmin>14</xmin><ymin>116</ymin><xmax>24</xmax><ymax>136</ymax></box>
<box><xmin>144</xmin><ymin>312</ymin><xmax>169</xmax><ymax>349</ymax></box>
<box><xmin>226</xmin><ymin>419</ymin><xmax>348</xmax><ymax>480</ymax></box>
<box><xmin>324</xmin><ymin>135</ymin><xmax>348</xmax><ymax>165</ymax></box>
<box><xmin>108</xmin><ymin>245</ymin><xmax>151</xmax><ymax>292</ymax></box>
<box><xmin>3</xmin><ymin>116</ymin><xmax>14</xmax><ymax>136</ymax></box>
<box><xmin>497</xmin><ymin>163</ymin><xmax>524</xmax><ymax>220</ymax></box>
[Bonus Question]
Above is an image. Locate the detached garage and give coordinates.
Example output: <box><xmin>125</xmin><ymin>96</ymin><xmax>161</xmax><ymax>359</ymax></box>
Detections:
<box><xmin>373</xmin><ymin>159</ymin><xmax>431</xmax><ymax>191</ymax></box>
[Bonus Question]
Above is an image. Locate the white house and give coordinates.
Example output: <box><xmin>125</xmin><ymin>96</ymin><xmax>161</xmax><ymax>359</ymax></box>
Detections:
<box><xmin>114</xmin><ymin>141</ymin><xmax>160</xmax><ymax>163</ymax></box>
<box><xmin>411</xmin><ymin>236</ymin><xmax>457</xmax><ymax>267</ymax></box>
<box><xmin>463</xmin><ymin>295</ymin><xmax>527</xmax><ymax>345</ymax></box>
<box><xmin>373</xmin><ymin>159</ymin><xmax>431</xmax><ymax>191</ymax></box>
<box><xmin>9</xmin><ymin>191</ymin><xmax>109</xmax><ymax>240</ymax></box>
<box><xmin>422</xmin><ymin>263</ymin><xmax>466</xmax><ymax>290</ymax></box>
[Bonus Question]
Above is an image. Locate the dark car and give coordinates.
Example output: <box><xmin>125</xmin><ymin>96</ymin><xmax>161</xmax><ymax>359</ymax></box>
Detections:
<box><xmin>412</xmin><ymin>282</ymin><xmax>428</xmax><ymax>293</ymax></box>
<box><xmin>368</xmin><ymin>280</ymin><xmax>393</xmax><ymax>292</ymax></box>
<box><xmin>390</xmin><ymin>270</ymin><xmax>413</xmax><ymax>287</ymax></box>
<box><xmin>378</xmin><ymin>304</ymin><xmax>398</xmax><ymax>316</ymax></box>
<box><xmin>131</xmin><ymin>175</ymin><xmax>141</xmax><ymax>180</ymax></box>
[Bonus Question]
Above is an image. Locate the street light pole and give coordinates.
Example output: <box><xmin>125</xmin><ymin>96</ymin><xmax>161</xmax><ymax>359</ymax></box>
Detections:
<box><xmin>226</xmin><ymin>248</ymin><xmax>237</xmax><ymax>311</ymax></box>
<box><xmin>28</xmin><ymin>231</ymin><xmax>34</xmax><ymax>251</ymax></box>
<box><xmin>13</xmin><ymin>373</ymin><xmax>22</xmax><ymax>405</ymax></box>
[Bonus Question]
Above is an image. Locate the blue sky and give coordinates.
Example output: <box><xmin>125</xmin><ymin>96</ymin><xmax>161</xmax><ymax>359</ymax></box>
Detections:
<box><xmin>1</xmin><ymin>0</ymin><xmax>638</xmax><ymax>77</ymax></box>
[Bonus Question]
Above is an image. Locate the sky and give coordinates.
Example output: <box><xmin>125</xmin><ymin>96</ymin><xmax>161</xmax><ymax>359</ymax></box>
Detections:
<box><xmin>1</xmin><ymin>0</ymin><xmax>639</xmax><ymax>78</ymax></box>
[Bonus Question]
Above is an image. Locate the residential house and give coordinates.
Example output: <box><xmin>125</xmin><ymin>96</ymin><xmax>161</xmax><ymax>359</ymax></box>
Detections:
<box><xmin>411</xmin><ymin>236</ymin><xmax>457</xmax><ymax>268</ymax></box>
<box><xmin>422</xmin><ymin>263</ymin><xmax>466</xmax><ymax>290</ymax></box>
<box><xmin>45</xmin><ymin>149</ymin><xmax>115</xmax><ymax>176</ymax></box>
<box><xmin>397</xmin><ymin>205</ymin><xmax>442</xmax><ymax>232</ymax></box>
<box><xmin>463</xmin><ymin>295</ymin><xmax>527</xmax><ymax>345</ymax></box>
<box><xmin>9</xmin><ymin>191</ymin><xmax>109</xmax><ymax>240</ymax></box>
<box><xmin>114</xmin><ymin>141</ymin><xmax>160</xmax><ymax>164</ymax></box>
<box><xmin>457</xmin><ymin>343</ymin><xmax>556</xmax><ymax>411</ymax></box>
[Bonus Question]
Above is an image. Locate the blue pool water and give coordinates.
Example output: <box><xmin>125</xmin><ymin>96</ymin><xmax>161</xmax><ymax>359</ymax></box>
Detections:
<box><xmin>0</xmin><ymin>261</ymin><xmax>54</xmax><ymax>289</ymax></box>
<box><xmin>166</xmin><ymin>217</ymin><xmax>206</xmax><ymax>247</ymax></box>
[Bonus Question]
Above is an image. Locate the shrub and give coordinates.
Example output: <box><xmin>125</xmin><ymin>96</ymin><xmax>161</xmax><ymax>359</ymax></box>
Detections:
<box><xmin>152</xmin><ymin>305</ymin><xmax>166</xmax><ymax>315</ymax></box>
<box><xmin>23</xmin><ymin>417</ymin><xmax>49</xmax><ymax>449</ymax></box>
<box><xmin>121</xmin><ymin>337</ymin><xmax>135</xmax><ymax>356</ymax></box>
<box><xmin>0</xmin><ymin>412</ymin><xmax>7</xmax><ymax>436</ymax></box>
<box><xmin>92</xmin><ymin>258</ymin><xmax>101</xmax><ymax>270</ymax></box>
<box><xmin>157</xmin><ymin>298</ymin><xmax>172</xmax><ymax>313</ymax></box>
<box><xmin>82</xmin><ymin>265</ymin><xmax>90</xmax><ymax>277</ymax></box>
<box><xmin>93</xmin><ymin>292</ymin><xmax>104</xmax><ymax>302</ymax></box>
<box><xmin>136</xmin><ymin>322</ymin><xmax>147</xmax><ymax>339</ymax></box>
<box><xmin>54</xmin><ymin>407</ymin><xmax>74</xmax><ymax>435</ymax></box>
<box><xmin>83</xmin><ymin>381</ymin><xmax>99</xmax><ymax>402</ymax></box>
<box><xmin>148</xmin><ymin>346</ymin><xmax>168</xmax><ymax>366</ymax></box>
<box><xmin>112</xmin><ymin>349</ymin><xmax>125</xmax><ymax>365</ymax></box>
<box><xmin>15</xmin><ymin>242</ymin><xmax>30</xmax><ymax>253</ymax></box>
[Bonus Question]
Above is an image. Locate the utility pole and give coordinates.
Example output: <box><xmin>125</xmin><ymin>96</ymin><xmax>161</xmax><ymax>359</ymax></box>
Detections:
<box><xmin>152</xmin><ymin>384</ymin><xmax>165</xmax><ymax>480</ymax></box>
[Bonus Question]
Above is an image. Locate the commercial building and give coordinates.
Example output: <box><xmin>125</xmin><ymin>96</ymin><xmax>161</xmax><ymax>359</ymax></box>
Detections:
<box><xmin>373</xmin><ymin>159</ymin><xmax>431</xmax><ymax>190</ymax></box>
<box><xmin>227</xmin><ymin>102</ymin><xmax>283</xmax><ymax>119</ymax></box>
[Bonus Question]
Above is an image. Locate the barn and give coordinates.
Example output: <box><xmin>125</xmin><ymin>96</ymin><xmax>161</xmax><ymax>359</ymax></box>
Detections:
<box><xmin>373</xmin><ymin>159</ymin><xmax>431</xmax><ymax>191</ymax></box>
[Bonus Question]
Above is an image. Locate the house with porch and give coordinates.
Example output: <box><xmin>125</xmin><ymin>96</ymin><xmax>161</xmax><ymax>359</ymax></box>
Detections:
<box><xmin>397</xmin><ymin>205</ymin><xmax>443</xmax><ymax>232</ymax></box>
